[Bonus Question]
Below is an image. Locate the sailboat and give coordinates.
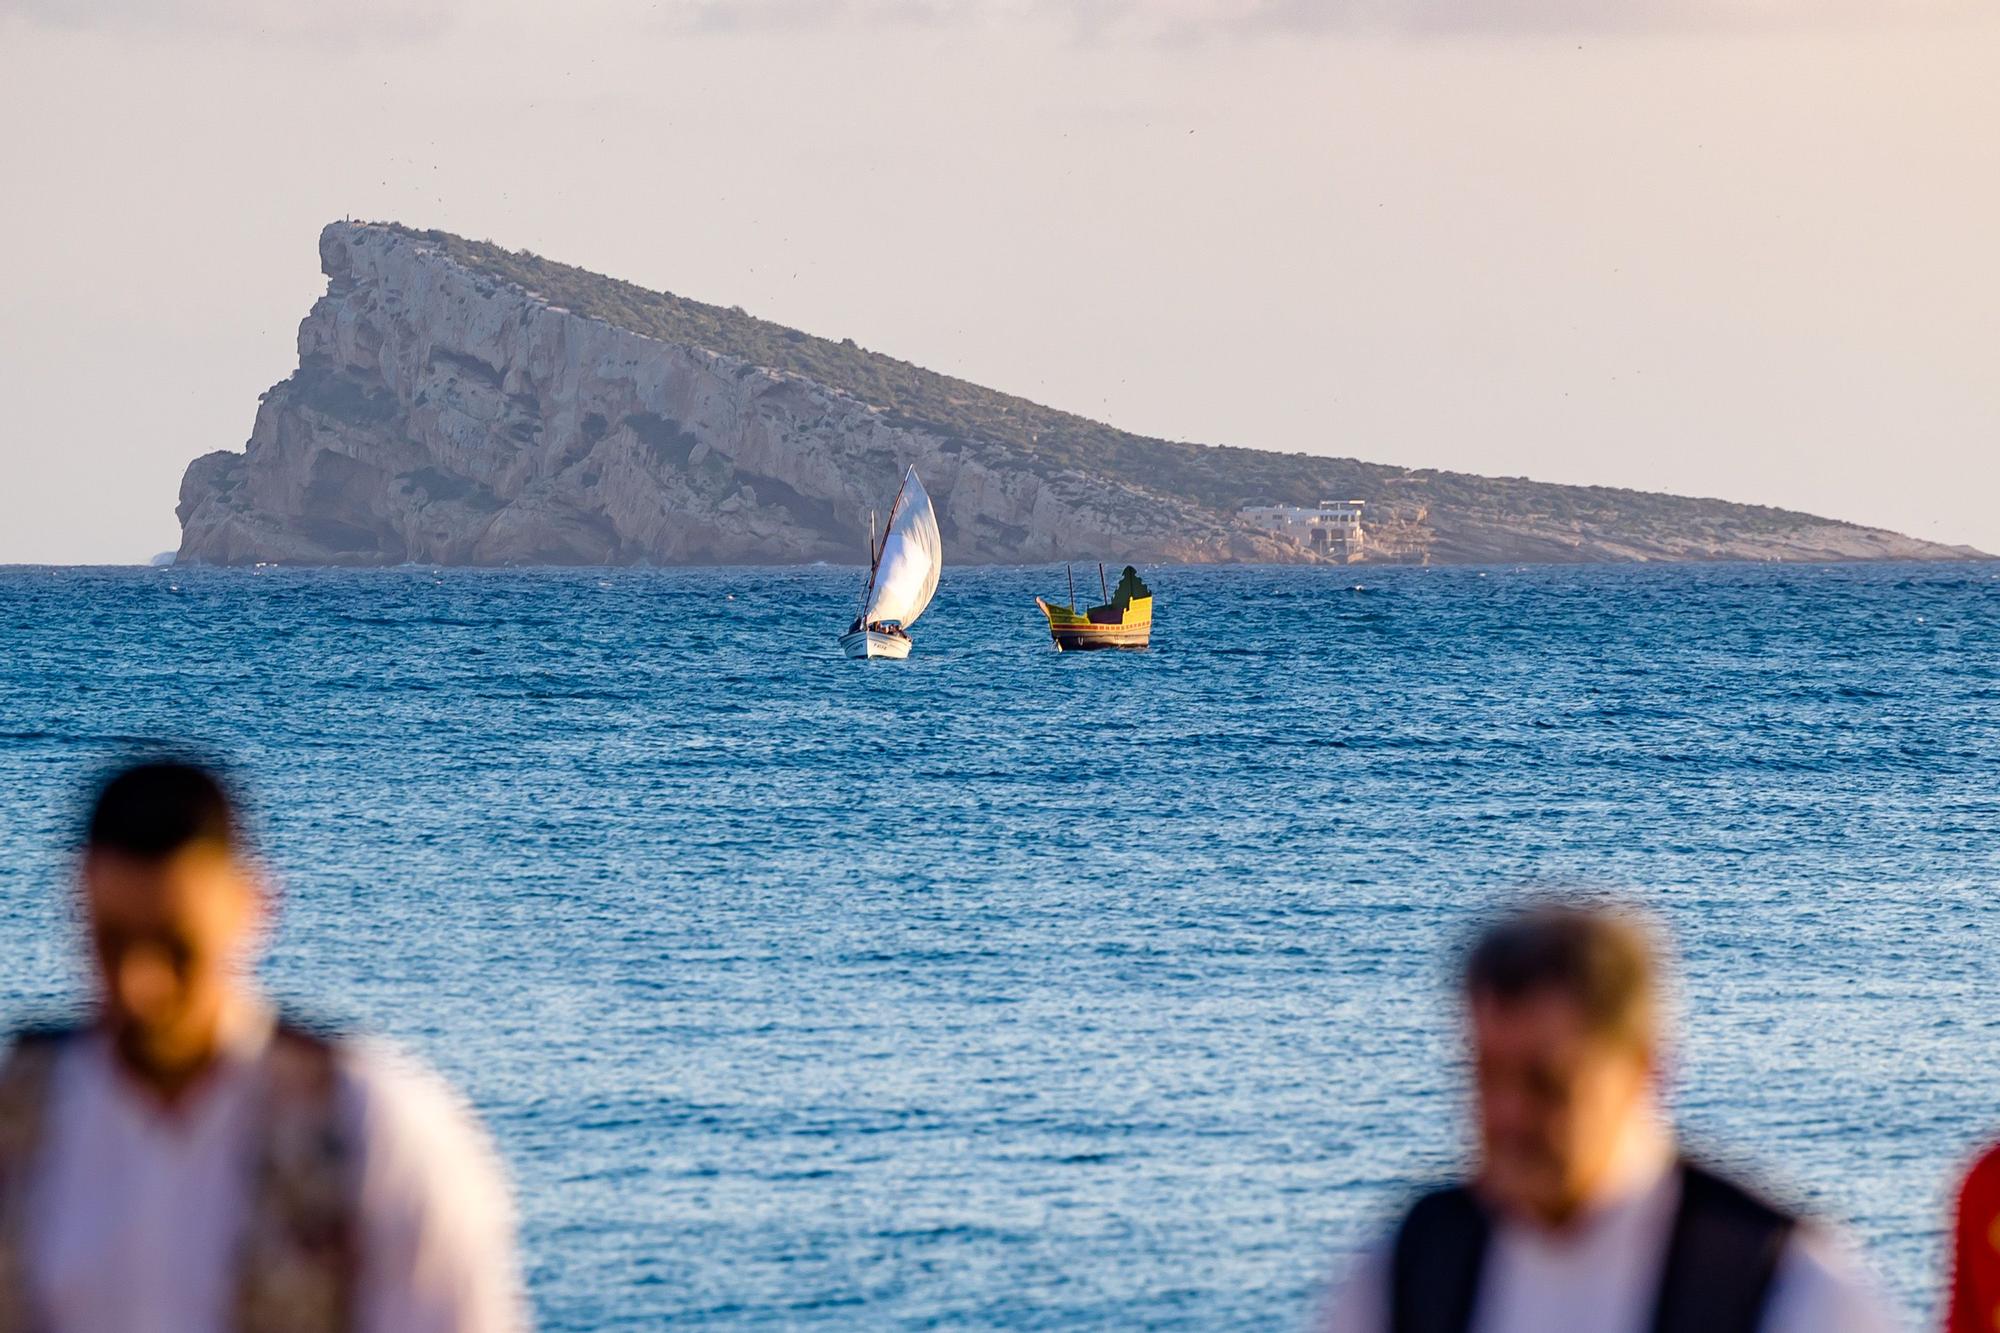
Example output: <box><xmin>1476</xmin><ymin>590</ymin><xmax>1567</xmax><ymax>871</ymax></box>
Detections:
<box><xmin>840</xmin><ymin>466</ymin><xmax>942</xmax><ymax>660</ymax></box>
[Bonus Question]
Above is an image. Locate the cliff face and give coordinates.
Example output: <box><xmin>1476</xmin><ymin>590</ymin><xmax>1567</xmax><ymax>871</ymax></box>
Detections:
<box><xmin>178</xmin><ymin>223</ymin><xmax>1277</xmax><ymax>567</ymax></box>
<box><xmin>177</xmin><ymin>222</ymin><xmax>1981</xmax><ymax>567</ymax></box>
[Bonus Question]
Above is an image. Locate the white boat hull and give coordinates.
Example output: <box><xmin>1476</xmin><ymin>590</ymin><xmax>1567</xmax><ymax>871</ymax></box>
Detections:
<box><xmin>840</xmin><ymin>629</ymin><xmax>912</xmax><ymax>660</ymax></box>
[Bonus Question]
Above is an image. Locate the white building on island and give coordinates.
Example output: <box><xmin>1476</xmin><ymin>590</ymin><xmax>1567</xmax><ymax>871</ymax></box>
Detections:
<box><xmin>1238</xmin><ymin>500</ymin><xmax>1367</xmax><ymax>561</ymax></box>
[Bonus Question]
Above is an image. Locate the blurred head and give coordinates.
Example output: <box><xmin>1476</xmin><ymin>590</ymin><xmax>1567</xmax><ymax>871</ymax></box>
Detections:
<box><xmin>78</xmin><ymin>761</ymin><xmax>262</xmax><ymax>1086</ymax></box>
<box><xmin>1463</xmin><ymin>902</ymin><xmax>1662</xmax><ymax>1228</ymax></box>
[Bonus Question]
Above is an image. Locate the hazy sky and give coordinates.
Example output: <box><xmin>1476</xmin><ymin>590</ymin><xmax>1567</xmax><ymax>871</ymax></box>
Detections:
<box><xmin>2</xmin><ymin>0</ymin><xmax>1995</xmax><ymax>563</ymax></box>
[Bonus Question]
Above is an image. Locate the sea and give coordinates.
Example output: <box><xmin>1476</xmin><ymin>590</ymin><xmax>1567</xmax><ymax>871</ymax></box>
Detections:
<box><xmin>0</xmin><ymin>561</ymin><xmax>1995</xmax><ymax>1329</ymax></box>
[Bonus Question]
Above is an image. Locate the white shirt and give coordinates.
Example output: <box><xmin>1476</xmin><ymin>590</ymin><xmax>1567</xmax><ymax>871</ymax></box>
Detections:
<box><xmin>1319</xmin><ymin>1147</ymin><xmax>1902</xmax><ymax>1333</ymax></box>
<box><xmin>24</xmin><ymin>1009</ymin><xmax>527</xmax><ymax>1333</ymax></box>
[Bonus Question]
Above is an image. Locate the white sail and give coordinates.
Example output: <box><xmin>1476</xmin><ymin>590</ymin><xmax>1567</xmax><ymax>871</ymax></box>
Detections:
<box><xmin>863</xmin><ymin>467</ymin><xmax>942</xmax><ymax>629</ymax></box>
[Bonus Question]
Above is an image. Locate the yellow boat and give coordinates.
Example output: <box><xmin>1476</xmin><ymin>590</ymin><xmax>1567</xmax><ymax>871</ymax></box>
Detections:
<box><xmin>1036</xmin><ymin>565</ymin><xmax>1153</xmax><ymax>652</ymax></box>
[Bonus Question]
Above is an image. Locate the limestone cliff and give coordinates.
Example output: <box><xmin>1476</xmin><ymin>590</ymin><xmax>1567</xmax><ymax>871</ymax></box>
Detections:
<box><xmin>176</xmin><ymin>223</ymin><xmax>1982</xmax><ymax>567</ymax></box>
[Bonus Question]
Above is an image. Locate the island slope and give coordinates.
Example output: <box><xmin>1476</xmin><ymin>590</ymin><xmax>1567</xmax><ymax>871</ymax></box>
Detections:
<box><xmin>176</xmin><ymin>222</ymin><xmax>1979</xmax><ymax>566</ymax></box>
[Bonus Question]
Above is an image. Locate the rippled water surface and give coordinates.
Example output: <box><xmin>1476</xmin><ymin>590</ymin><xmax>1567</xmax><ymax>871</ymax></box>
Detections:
<box><xmin>2</xmin><ymin>562</ymin><xmax>1997</xmax><ymax>1327</ymax></box>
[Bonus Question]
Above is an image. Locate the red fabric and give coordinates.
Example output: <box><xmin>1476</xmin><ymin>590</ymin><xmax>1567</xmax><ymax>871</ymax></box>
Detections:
<box><xmin>1951</xmin><ymin>1143</ymin><xmax>2000</xmax><ymax>1333</ymax></box>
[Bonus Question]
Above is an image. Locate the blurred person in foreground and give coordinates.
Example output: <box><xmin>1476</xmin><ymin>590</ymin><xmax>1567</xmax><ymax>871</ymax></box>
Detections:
<box><xmin>0</xmin><ymin>760</ymin><xmax>525</xmax><ymax>1332</ymax></box>
<box><xmin>1319</xmin><ymin>900</ymin><xmax>1896</xmax><ymax>1333</ymax></box>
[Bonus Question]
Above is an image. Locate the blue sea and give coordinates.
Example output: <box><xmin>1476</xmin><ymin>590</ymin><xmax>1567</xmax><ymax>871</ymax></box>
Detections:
<box><xmin>1</xmin><ymin>561</ymin><xmax>1997</xmax><ymax>1328</ymax></box>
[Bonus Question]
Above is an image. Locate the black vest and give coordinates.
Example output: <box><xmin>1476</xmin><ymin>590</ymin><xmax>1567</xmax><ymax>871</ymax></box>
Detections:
<box><xmin>0</xmin><ymin>1018</ymin><xmax>359</xmax><ymax>1333</ymax></box>
<box><xmin>1389</xmin><ymin>1160</ymin><xmax>1796</xmax><ymax>1333</ymax></box>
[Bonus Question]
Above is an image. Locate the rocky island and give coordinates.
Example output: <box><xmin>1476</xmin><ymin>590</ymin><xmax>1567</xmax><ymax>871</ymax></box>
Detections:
<box><xmin>176</xmin><ymin>222</ymin><xmax>1980</xmax><ymax>566</ymax></box>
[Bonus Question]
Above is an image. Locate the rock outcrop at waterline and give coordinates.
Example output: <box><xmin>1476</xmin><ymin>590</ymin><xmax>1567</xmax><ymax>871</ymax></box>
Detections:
<box><xmin>177</xmin><ymin>222</ymin><xmax>1982</xmax><ymax>567</ymax></box>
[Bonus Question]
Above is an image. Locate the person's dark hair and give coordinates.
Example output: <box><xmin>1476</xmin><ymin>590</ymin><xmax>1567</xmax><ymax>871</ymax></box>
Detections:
<box><xmin>84</xmin><ymin>760</ymin><xmax>243</xmax><ymax>860</ymax></box>
<box><xmin>1463</xmin><ymin>901</ymin><xmax>1659</xmax><ymax>1046</ymax></box>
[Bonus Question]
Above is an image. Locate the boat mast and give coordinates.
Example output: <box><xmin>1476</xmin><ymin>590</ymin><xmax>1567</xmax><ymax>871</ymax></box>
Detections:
<box><xmin>862</xmin><ymin>510</ymin><xmax>877</xmax><ymax>615</ymax></box>
<box><xmin>1099</xmin><ymin>563</ymin><xmax>1110</xmax><ymax>604</ymax></box>
<box><xmin>1066</xmin><ymin>564</ymin><xmax>1075</xmax><ymax>612</ymax></box>
<box><xmin>861</xmin><ymin>472</ymin><xmax>908</xmax><ymax>611</ymax></box>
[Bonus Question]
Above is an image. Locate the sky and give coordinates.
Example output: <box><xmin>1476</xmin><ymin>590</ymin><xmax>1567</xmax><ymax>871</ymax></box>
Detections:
<box><xmin>0</xmin><ymin>0</ymin><xmax>1995</xmax><ymax>563</ymax></box>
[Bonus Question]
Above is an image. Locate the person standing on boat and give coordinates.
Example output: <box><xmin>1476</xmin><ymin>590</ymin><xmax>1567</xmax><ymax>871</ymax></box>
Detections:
<box><xmin>0</xmin><ymin>760</ymin><xmax>526</xmax><ymax>1332</ymax></box>
<box><xmin>1318</xmin><ymin>901</ymin><xmax>1894</xmax><ymax>1333</ymax></box>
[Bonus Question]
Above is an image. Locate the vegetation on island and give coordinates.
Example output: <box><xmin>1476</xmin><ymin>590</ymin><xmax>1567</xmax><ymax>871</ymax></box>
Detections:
<box><xmin>385</xmin><ymin>223</ymin><xmax>1843</xmax><ymax>540</ymax></box>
